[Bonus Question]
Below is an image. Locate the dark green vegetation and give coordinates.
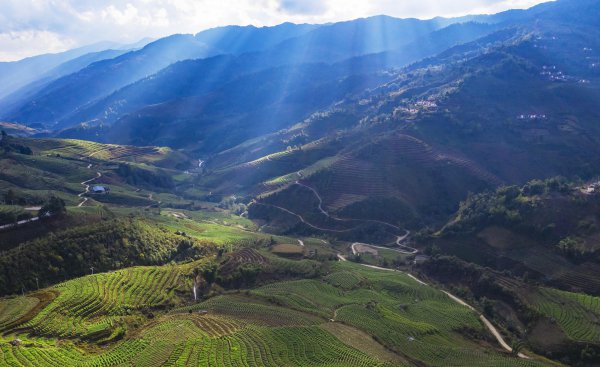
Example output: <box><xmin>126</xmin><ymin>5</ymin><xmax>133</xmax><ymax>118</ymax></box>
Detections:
<box><xmin>432</xmin><ymin>178</ymin><xmax>600</xmax><ymax>294</ymax></box>
<box><xmin>414</xmin><ymin>178</ymin><xmax>600</xmax><ymax>365</ymax></box>
<box><xmin>0</xmin><ymin>134</ymin><xmax>577</xmax><ymax>366</ymax></box>
<box><xmin>0</xmin><ymin>217</ymin><xmax>215</xmax><ymax>295</ymax></box>
<box><xmin>2</xmin><ymin>0</ymin><xmax>600</xmax><ymax>365</ymax></box>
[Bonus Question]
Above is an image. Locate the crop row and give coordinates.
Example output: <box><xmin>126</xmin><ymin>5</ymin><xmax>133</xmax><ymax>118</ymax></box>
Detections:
<box><xmin>324</xmin><ymin>270</ymin><xmax>364</xmax><ymax>290</ymax></box>
<box><xmin>0</xmin><ymin>297</ymin><xmax>39</xmax><ymax>330</ymax></box>
<box><xmin>178</xmin><ymin>294</ymin><xmax>320</xmax><ymax>327</ymax></box>
<box><xmin>532</xmin><ymin>288</ymin><xmax>600</xmax><ymax>343</ymax></box>
<box><xmin>24</xmin><ymin>266</ymin><xmax>182</xmax><ymax>338</ymax></box>
<box><xmin>1</xmin><ymin>323</ymin><xmax>389</xmax><ymax>367</ymax></box>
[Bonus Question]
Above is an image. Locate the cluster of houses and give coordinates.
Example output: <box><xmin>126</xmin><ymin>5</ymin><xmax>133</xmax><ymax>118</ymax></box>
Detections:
<box><xmin>394</xmin><ymin>107</ymin><xmax>419</xmax><ymax>116</ymax></box>
<box><xmin>393</xmin><ymin>99</ymin><xmax>439</xmax><ymax>117</ymax></box>
<box><xmin>415</xmin><ymin>100</ymin><xmax>438</xmax><ymax>108</ymax></box>
<box><xmin>541</xmin><ymin>66</ymin><xmax>570</xmax><ymax>82</ymax></box>
<box><xmin>517</xmin><ymin>114</ymin><xmax>547</xmax><ymax>120</ymax></box>
<box><xmin>584</xmin><ymin>182</ymin><xmax>600</xmax><ymax>194</ymax></box>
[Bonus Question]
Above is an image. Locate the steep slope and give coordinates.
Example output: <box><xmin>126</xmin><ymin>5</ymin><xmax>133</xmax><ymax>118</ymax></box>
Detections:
<box><xmin>3</xmin><ymin>15</ymin><xmax>484</xmax><ymax>129</ymax></box>
<box><xmin>430</xmin><ymin>178</ymin><xmax>600</xmax><ymax>295</ymax></box>
<box><xmin>0</xmin><ymin>48</ymin><xmax>129</xmax><ymax>113</ymax></box>
<box><xmin>65</xmin><ymin>63</ymin><xmax>393</xmax><ymax>151</ymax></box>
<box><xmin>0</xmin><ymin>41</ymin><xmax>142</xmax><ymax>99</ymax></box>
<box><xmin>200</xmin><ymin>1</ymin><xmax>600</xmax><ymax>233</ymax></box>
<box><xmin>2</xmin><ymin>35</ymin><xmax>214</xmax><ymax>127</ymax></box>
<box><xmin>57</xmin><ymin>20</ymin><xmax>502</xmax><ymax>152</ymax></box>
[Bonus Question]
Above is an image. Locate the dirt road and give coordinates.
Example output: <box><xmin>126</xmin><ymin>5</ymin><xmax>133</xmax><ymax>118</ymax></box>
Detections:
<box><xmin>78</xmin><ymin>171</ymin><xmax>102</xmax><ymax>207</ymax></box>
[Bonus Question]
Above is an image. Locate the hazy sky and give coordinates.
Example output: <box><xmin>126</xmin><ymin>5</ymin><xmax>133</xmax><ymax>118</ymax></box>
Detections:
<box><xmin>0</xmin><ymin>0</ymin><xmax>551</xmax><ymax>62</ymax></box>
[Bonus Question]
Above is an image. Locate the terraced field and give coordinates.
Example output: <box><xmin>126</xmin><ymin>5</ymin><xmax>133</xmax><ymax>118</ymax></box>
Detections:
<box><xmin>19</xmin><ymin>138</ymin><xmax>186</xmax><ymax>168</ymax></box>
<box><xmin>0</xmin><ymin>257</ymin><xmax>559</xmax><ymax>366</ymax></box>
<box><xmin>0</xmin><ymin>296</ymin><xmax>39</xmax><ymax>330</ymax></box>
<box><xmin>21</xmin><ymin>265</ymin><xmax>186</xmax><ymax>340</ymax></box>
<box><xmin>530</xmin><ymin>287</ymin><xmax>600</xmax><ymax>343</ymax></box>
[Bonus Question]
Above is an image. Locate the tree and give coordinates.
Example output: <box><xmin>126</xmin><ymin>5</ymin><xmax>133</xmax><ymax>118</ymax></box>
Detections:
<box><xmin>4</xmin><ymin>189</ymin><xmax>16</xmax><ymax>205</ymax></box>
<box><xmin>510</xmin><ymin>340</ymin><xmax>526</xmax><ymax>356</ymax></box>
<box><xmin>202</xmin><ymin>264</ymin><xmax>218</xmax><ymax>284</ymax></box>
<box><xmin>557</xmin><ymin>237</ymin><xmax>579</xmax><ymax>256</ymax></box>
<box><xmin>39</xmin><ymin>196</ymin><xmax>66</xmax><ymax>217</ymax></box>
<box><xmin>1</xmin><ymin>130</ymin><xmax>7</xmax><ymax>138</ymax></box>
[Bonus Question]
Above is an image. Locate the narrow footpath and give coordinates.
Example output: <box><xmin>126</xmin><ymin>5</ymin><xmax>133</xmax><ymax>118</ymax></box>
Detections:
<box><xmin>78</xmin><ymin>171</ymin><xmax>102</xmax><ymax>207</ymax></box>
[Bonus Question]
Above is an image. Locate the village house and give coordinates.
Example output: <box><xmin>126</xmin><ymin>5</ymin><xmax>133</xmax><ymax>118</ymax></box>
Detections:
<box><xmin>413</xmin><ymin>255</ymin><xmax>430</xmax><ymax>265</ymax></box>
<box><xmin>92</xmin><ymin>185</ymin><xmax>109</xmax><ymax>194</ymax></box>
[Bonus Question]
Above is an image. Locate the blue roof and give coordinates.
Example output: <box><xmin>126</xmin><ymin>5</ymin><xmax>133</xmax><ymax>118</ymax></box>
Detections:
<box><xmin>92</xmin><ymin>186</ymin><xmax>106</xmax><ymax>191</ymax></box>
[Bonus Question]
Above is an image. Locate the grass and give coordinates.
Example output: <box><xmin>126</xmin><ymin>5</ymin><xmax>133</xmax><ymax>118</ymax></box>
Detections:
<box><xmin>16</xmin><ymin>138</ymin><xmax>188</xmax><ymax>168</ymax></box>
<box><xmin>154</xmin><ymin>211</ymin><xmax>296</xmax><ymax>246</ymax></box>
<box><xmin>351</xmin><ymin>245</ymin><xmax>413</xmax><ymax>267</ymax></box>
<box><xmin>0</xmin><ymin>205</ymin><xmax>31</xmax><ymax>225</ymax></box>
<box><xmin>263</xmin><ymin>155</ymin><xmax>340</xmax><ymax>188</ymax></box>
<box><xmin>0</xmin><ymin>137</ymin><xmax>201</xmax><ymax>214</ymax></box>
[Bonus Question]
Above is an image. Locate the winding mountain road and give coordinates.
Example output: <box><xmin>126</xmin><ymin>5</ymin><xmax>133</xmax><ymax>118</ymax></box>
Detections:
<box><xmin>78</xmin><ymin>171</ymin><xmax>102</xmax><ymax>207</ymax></box>
<box><xmin>295</xmin><ymin>181</ymin><xmax>407</xmax><ymax>229</ymax></box>
<box><xmin>336</xmin><ymin>254</ymin><xmax>528</xmax><ymax>359</ymax></box>
<box><xmin>351</xmin><ymin>237</ymin><xmax>417</xmax><ymax>256</ymax></box>
<box><xmin>293</xmin><ymin>181</ymin><xmax>416</xmax><ymax>253</ymax></box>
<box><xmin>261</xmin><ymin>181</ymin><xmax>527</xmax><ymax>358</ymax></box>
<box><xmin>254</xmin><ymin>202</ymin><xmax>359</xmax><ymax>233</ymax></box>
<box><xmin>0</xmin><ymin>216</ymin><xmax>40</xmax><ymax>231</ymax></box>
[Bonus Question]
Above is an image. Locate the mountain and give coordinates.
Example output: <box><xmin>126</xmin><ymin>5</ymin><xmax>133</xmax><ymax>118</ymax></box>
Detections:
<box><xmin>2</xmin><ymin>15</ymin><xmax>480</xmax><ymax>128</ymax></box>
<box><xmin>2</xmin><ymin>34</ymin><xmax>215</xmax><ymax>126</ymax></box>
<box><xmin>205</xmin><ymin>0</ymin><xmax>600</xmax><ymax>233</ymax></box>
<box><xmin>3</xmin><ymin>1</ymin><xmax>600</xmax><ymax>366</ymax></box>
<box><xmin>53</xmin><ymin>20</ymin><xmax>500</xmax><ymax>152</ymax></box>
<box><xmin>194</xmin><ymin>22</ymin><xmax>320</xmax><ymax>54</ymax></box>
<box><xmin>0</xmin><ymin>40</ymin><xmax>150</xmax><ymax>100</ymax></box>
<box><xmin>0</xmin><ymin>48</ymin><xmax>130</xmax><ymax>114</ymax></box>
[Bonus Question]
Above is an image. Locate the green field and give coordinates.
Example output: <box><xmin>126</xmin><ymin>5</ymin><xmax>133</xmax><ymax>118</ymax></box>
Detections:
<box><xmin>0</xmin><ymin>257</ymin><xmax>557</xmax><ymax>367</ymax></box>
<box><xmin>0</xmin><ymin>137</ymin><xmax>592</xmax><ymax>366</ymax></box>
<box><xmin>0</xmin><ymin>137</ymin><xmax>196</xmax><ymax>210</ymax></box>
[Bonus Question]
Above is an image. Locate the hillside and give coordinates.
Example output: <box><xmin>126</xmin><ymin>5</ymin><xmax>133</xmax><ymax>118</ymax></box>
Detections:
<box><xmin>3</xmin><ymin>1</ymin><xmax>600</xmax><ymax>366</ymax></box>
<box><xmin>0</xmin><ymin>253</ymin><xmax>561</xmax><ymax>366</ymax></box>
<box><xmin>427</xmin><ymin>178</ymin><xmax>600</xmax><ymax>295</ymax></box>
<box><xmin>0</xmin><ymin>217</ymin><xmax>215</xmax><ymax>295</ymax></box>
<box><xmin>198</xmin><ymin>6</ymin><xmax>600</xmax><ymax>234</ymax></box>
<box><xmin>0</xmin><ymin>135</ymin><xmax>191</xmax><ymax>208</ymax></box>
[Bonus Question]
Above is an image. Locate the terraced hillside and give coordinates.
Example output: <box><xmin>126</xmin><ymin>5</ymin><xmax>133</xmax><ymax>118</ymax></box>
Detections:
<box><xmin>0</xmin><ymin>257</ymin><xmax>559</xmax><ymax>367</ymax></box>
<box><xmin>22</xmin><ymin>138</ymin><xmax>188</xmax><ymax>169</ymax></box>
<box><xmin>209</xmin><ymin>129</ymin><xmax>501</xmax><ymax>237</ymax></box>
<box><xmin>0</xmin><ymin>136</ymin><xmax>195</xmax><ymax>210</ymax></box>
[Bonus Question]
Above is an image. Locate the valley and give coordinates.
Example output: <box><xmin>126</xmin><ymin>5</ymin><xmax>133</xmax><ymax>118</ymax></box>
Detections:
<box><xmin>1</xmin><ymin>0</ymin><xmax>600</xmax><ymax>366</ymax></box>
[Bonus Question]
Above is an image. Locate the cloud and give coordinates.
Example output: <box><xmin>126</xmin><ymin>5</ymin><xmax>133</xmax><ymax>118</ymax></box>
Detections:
<box><xmin>0</xmin><ymin>0</ymin><xmax>550</xmax><ymax>62</ymax></box>
<box><xmin>278</xmin><ymin>0</ymin><xmax>329</xmax><ymax>15</ymax></box>
<box><xmin>0</xmin><ymin>30</ymin><xmax>75</xmax><ymax>61</ymax></box>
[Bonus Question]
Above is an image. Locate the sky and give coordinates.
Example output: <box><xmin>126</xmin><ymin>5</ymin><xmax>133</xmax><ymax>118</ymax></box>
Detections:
<box><xmin>0</xmin><ymin>0</ymin><xmax>550</xmax><ymax>62</ymax></box>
